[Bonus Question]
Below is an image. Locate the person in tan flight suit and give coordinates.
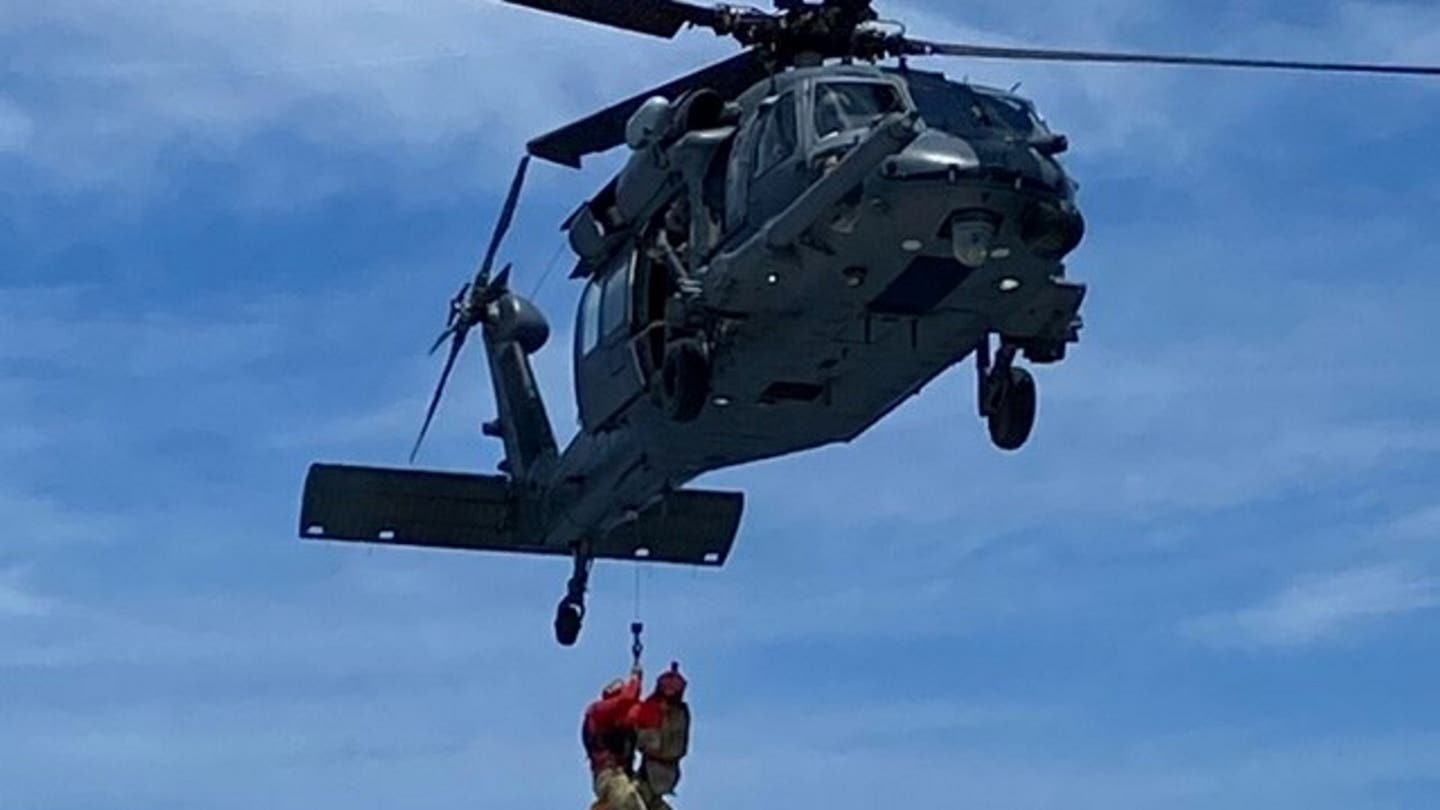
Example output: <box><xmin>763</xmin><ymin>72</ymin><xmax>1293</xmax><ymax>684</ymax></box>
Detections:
<box><xmin>629</xmin><ymin>663</ymin><xmax>691</xmax><ymax>810</ymax></box>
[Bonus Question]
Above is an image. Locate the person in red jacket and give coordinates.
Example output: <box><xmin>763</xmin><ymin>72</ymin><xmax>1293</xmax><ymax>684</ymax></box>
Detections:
<box><xmin>583</xmin><ymin>664</ymin><xmax>646</xmax><ymax>810</ymax></box>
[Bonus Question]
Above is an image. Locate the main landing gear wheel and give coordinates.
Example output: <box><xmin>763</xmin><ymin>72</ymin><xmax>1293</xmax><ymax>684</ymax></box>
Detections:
<box><xmin>977</xmin><ymin>336</ymin><xmax>1039</xmax><ymax>452</ymax></box>
<box><xmin>659</xmin><ymin>338</ymin><xmax>710</xmax><ymax>423</ymax></box>
<box><xmin>987</xmin><ymin>366</ymin><xmax>1037</xmax><ymax>452</ymax></box>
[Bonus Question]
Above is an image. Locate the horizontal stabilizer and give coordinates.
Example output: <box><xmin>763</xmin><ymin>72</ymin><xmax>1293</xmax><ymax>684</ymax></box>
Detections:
<box><xmin>595</xmin><ymin>487</ymin><xmax>744</xmax><ymax>566</ymax></box>
<box><xmin>299</xmin><ymin>464</ymin><xmax>742</xmax><ymax>567</ymax></box>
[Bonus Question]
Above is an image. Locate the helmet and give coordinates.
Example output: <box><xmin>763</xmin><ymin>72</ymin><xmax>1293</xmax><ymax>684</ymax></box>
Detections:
<box><xmin>657</xmin><ymin>662</ymin><xmax>687</xmax><ymax>698</ymax></box>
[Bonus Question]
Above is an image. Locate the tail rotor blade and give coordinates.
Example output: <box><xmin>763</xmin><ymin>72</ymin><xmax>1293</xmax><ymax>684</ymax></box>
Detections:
<box><xmin>428</xmin><ymin>326</ymin><xmax>456</xmax><ymax>356</ymax></box>
<box><xmin>411</xmin><ymin>330</ymin><xmax>469</xmax><ymax>464</ymax></box>
<box><xmin>489</xmin><ymin>264</ymin><xmax>513</xmax><ymax>299</ymax></box>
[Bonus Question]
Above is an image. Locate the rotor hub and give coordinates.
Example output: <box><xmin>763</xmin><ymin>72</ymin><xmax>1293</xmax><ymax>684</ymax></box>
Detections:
<box><xmin>503</xmin><ymin>0</ymin><xmax>1440</xmax><ymax>169</ymax></box>
<box><xmin>711</xmin><ymin>1</ymin><xmax>892</xmax><ymax>65</ymax></box>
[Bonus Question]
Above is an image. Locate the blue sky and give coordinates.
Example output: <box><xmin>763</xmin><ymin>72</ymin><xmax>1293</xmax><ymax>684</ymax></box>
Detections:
<box><xmin>3</xmin><ymin>1</ymin><xmax>1439</xmax><ymax>808</ymax></box>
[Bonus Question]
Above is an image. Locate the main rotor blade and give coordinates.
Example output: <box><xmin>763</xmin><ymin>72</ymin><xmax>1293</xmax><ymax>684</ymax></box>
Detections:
<box><xmin>502</xmin><ymin>0</ymin><xmax>721</xmax><ymax>39</ymax></box>
<box><xmin>410</xmin><ymin>330</ymin><xmax>469</xmax><ymax>464</ymax></box>
<box><xmin>903</xmin><ymin>39</ymin><xmax>1440</xmax><ymax>77</ymax></box>
<box><xmin>476</xmin><ymin>156</ymin><xmax>531</xmax><ymax>288</ymax></box>
<box><xmin>528</xmin><ymin>49</ymin><xmax>770</xmax><ymax>167</ymax></box>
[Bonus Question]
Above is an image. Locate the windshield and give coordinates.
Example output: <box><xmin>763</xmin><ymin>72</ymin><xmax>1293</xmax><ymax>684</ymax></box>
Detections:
<box><xmin>972</xmin><ymin>90</ymin><xmax>1047</xmax><ymax>137</ymax></box>
<box><xmin>905</xmin><ymin>75</ymin><xmax>1048</xmax><ymax>140</ymax></box>
<box><xmin>813</xmin><ymin>81</ymin><xmax>905</xmax><ymax>139</ymax></box>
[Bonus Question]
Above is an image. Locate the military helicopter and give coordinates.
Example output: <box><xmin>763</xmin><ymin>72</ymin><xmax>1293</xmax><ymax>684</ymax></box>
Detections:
<box><xmin>299</xmin><ymin>0</ymin><xmax>1440</xmax><ymax>646</ymax></box>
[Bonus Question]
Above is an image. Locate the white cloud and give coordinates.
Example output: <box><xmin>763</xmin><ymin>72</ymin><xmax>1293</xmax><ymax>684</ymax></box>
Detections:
<box><xmin>1187</xmin><ymin>564</ymin><xmax>1440</xmax><ymax>649</ymax></box>
<box><xmin>1391</xmin><ymin>504</ymin><xmax>1440</xmax><ymax>545</ymax></box>
<box><xmin>0</xmin><ymin>96</ymin><xmax>33</xmax><ymax>153</ymax></box>
<box><xmin>0</xmin><ymin>568</ymin><xmax>52</xmax><ymax>618</ymax></box>
<box><xmin>691</xmin><ymin>691</ymin><xmax>1440</xmax><ymax>809</ymax></box>
<box><xmin>7</xmin><ymin>0</ymin><xmax>1437</xmax><ymax>200</ymax></box>
<box><xmin>2</xmin><ymin>0</ymin><xmax>735</xmax><ymax>197</ymax></box>
<box><xmin>0</xmin><ymin>286</ymin><xmax>286</xmax><ymax>376</ymax></box>
<box><xmin>3</xmin><ymin>6</ymin><xmax>1440</xmax><ymax>806</ymax></box>
<box><xmin>0</xmin><ymin>489</ymin><xmax>121</xmax><ymax>549</ymax></box>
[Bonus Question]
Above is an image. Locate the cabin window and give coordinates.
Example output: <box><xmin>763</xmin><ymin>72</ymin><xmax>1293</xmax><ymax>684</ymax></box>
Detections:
<box><xmin>580</xmin><ymin>278</ymin><xmax>602</xmax><ymax>354</ymax></box>
<box><xmin>753</xmin><ymin>93</ymin><xmax>797</xmax><ymax>177</ymax></box>
<box><xmin>601</xmin><ymin>253</ymin><xmax>630</xmax><ymax>337</ymax></box>
<box><xmin>813</xmin><ymin>80</ymin><xmax>904</xmax><ymax>139</ymax></box>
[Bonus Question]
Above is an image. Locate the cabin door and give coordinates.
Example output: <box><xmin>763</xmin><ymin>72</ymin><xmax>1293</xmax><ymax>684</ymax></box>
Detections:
<box><xmin>575</xmin><ymin>248</ymin><xmax>645</xmax><ymax>429</ymax></box>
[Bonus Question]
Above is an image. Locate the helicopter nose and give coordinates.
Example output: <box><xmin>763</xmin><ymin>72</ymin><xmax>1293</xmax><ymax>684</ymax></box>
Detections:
<box><xmin>880</xmin><ymin>130</ymin><xmax>980</xmax><ymax>181</ymax></box>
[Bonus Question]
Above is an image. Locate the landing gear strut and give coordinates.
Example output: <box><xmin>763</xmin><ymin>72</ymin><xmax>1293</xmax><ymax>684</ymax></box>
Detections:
<box><xmin>554</xmin><ymin>544</ymin><xmax>591</xmax><ymax>647</ymax></box>
<box><xmin>977</xmin><ymin>335</ymin><xmax>1038</xmax><ymax>452</ymax></box>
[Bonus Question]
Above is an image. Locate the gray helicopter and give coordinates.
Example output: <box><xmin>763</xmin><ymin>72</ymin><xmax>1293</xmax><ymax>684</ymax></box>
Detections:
<box><xmin>300</xmin><ymin>0</ymin><xmax>1440</xmax><ymax>646</ymax></box>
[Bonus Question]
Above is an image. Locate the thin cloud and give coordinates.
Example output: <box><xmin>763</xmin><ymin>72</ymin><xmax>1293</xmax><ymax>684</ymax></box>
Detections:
<box><xmin>0</xmin><ymin>568</ymin><xmax>53</xmax><ymax>618</ymax></box>
<box><xmin>0</xmin><ymin>95</ymin><xmax>32</xmax><ymax>153</ymax></box>
<box><xmin>7</xmin><ymin>0</ymin><xmax>1436</xmax><ymax>199</ymax></box>
<box><xmin>3</xmin><ymin>4</ymin><xmax>1440</xmax><ymax>808</ymax></box>
<box><xmin>1187</xmin><ymin>564</ymin><xmax>1440</xmax><ymax>649</ymax></box>
<box><xmin>1390</xmin><ymin>504</ymin><xmax>1440</xmax><ymax>542</ymax></box>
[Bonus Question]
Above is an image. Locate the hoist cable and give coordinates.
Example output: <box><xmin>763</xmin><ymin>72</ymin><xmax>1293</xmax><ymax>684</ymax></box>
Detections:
<box><xmin>633</xmin><ymin>561</ymin><xmax>644</xmax><ymax>621</ymax></box>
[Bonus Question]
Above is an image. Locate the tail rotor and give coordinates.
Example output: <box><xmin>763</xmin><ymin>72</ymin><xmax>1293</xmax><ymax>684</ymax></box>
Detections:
<box><xmin>410</xmin><ymin>156</ymin><xmax>532</xmax><ymax>464</ymax></box>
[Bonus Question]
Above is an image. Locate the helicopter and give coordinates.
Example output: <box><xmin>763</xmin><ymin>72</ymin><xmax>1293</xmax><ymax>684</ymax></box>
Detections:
<box><xmin>298</xmin><ymin>0</ymin><xmax>1440</xmax><ymax>646</ymax></box>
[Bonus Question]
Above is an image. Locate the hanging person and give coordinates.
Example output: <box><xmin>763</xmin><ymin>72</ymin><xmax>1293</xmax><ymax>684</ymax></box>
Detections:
<box><xmin>582</xmin><ymin>663</ymin><xmax>647</xmax><ymax>810</ymax></box>
<box><xmin>630</xmin><ymin>663</ymin><xmax>692</xmax><ymax>810</ymax></box>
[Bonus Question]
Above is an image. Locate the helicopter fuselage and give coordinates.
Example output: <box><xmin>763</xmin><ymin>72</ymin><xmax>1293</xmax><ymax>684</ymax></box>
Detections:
<box><xmin>536</xmin><ymin>64</ymin><xmax>1086</xmax><ymax>547</ymax></box>
<box><xmin>303</xmin><ymin>0</ymin><xmax>1440</xmax><ymax>648</ymax></box>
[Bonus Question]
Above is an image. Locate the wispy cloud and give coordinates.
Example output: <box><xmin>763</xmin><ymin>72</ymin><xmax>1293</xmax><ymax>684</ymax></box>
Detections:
<box><xmin>1</xmin><ymin>0</ymin><xmax>733</xmax><ymax>197</ymax></box>
<box><xmin>695</xmin><ymin>701</ymin><xmax>1440</xmax><ymax>810</ymax></box>
<box><xmin>4</xmin><ymin>3</ymin><xmax>1440</xmax><ymax>808</ymax></box>
<box><xmin>0</xmin><ymin>94</ymin><xmax>32</xmax><ymax>153</ymax></box>
<box><xmin>8</xmin><ymin>0</ymin><xmax>1437</xmax><ymax>202</ymax></box>
<box><xmin>1187</xmin><ymin>565</ymin><xmax>1440</xmax><ymax>649</ymax></box>
<box><xmin>0</xmin><ymin>490</ymin><xmax>120</xmax><ymax>549</ymax></box>
<box><xmin>0</xmin><ymin>568</ymin><xmax>52</xmax><ymax>618</ymax></box>
<box><xmin>1391</xmin><ymin>504</ymin><xmax>1440</xmax><ymax>542</ymax></box>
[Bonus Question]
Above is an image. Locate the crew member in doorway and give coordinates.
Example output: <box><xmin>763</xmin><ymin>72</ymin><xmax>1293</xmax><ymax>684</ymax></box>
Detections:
<box><xmin>632</xmin><ymin>663</ymin><xmax>692</xmax><ymax>810</ymax></box>
<box><xmin>583</xmin><ymin>664</ymin><xmax>646</xmax><ymax>810</ymax></box>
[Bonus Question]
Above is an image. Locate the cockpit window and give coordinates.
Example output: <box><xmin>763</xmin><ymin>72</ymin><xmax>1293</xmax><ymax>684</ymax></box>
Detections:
<box><xmin>972</xmin><ymin>90</ymin><xmax>1046</xmax><ymax>137</ymax></box>
<box><xmin>905</xmin><ymin>74</ymin><xmax>1049</xmax><ymax>140</ymax></box>
<box><xmin>753</xmin><ymin>92</ymin><xmax>798</xmax><ymax>177</ymax></box>
<box><xmin>813</xmin><ymin>81</ymin><xmax>905</xmax><ymax>139</ymax></box>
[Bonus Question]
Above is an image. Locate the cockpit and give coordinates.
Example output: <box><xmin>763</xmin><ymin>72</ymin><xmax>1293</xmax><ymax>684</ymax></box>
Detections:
<box><xmin>804</xmin><ymin>71</ymin><xmax>1057</xmax><ymax>149</ymax></box>
<box><xmin>900</xmin><ymin>70</ymin><xmax>1054</xmax><ymax>141</ymax></box>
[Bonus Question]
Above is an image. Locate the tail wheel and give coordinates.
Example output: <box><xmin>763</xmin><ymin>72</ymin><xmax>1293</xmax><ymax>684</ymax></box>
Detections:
<box><xmin>554</xmin><ymin>598</ymin><xmax>584</xmax><ymax>647</ymax></box>
<box><xmin>659</xmin><ymin>339</ymin><xmax>710</xmax><ymax>422</ymax></box>
<box><xmin>987</xmin><ymin>367</ymin><xmax>1037</xmax><ymax>451</ymax></box>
